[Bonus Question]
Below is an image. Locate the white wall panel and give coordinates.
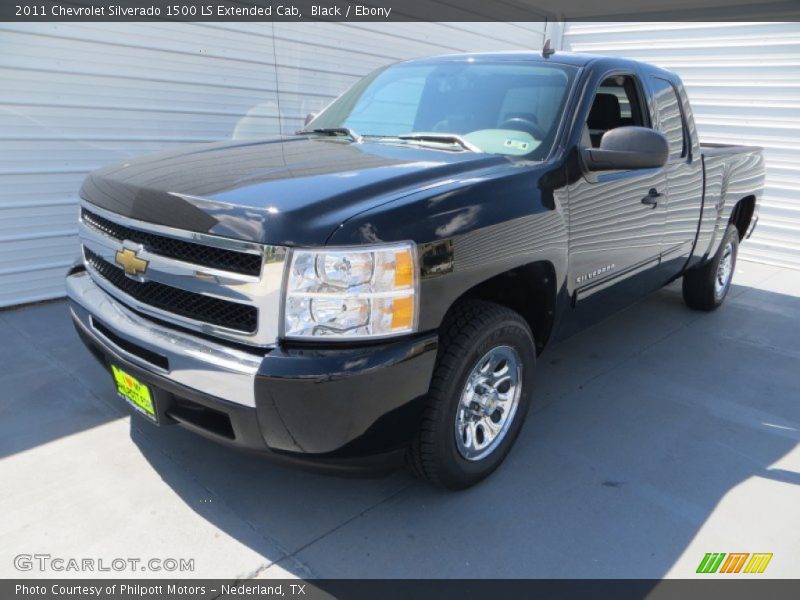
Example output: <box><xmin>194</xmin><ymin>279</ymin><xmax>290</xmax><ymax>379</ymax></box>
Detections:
<box><xmin>0</xmin><ymin>21</ymin><xmax>545</xmax><ymax>307</ymax></box>
<box><xmin>559</xmin><ymin>22</ymin><xmax>800</xmax><ymax>268</ymax></box>
<box><xmin>6</xmin><ymin>18</ymin><xmax>795</xmax><ymax>307</ymax></box>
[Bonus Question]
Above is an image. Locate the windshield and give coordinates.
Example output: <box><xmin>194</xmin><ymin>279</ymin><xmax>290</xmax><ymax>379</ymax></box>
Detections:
<box><xmin>306</xmin><ymin>60</ymin><xmax>577</xmax><ymax>159</ymax></box>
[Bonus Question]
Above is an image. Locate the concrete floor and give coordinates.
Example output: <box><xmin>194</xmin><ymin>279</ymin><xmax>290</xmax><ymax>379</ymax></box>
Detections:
<box><xmin>1</xmin><ymin>259</ymin><xmax>798</xmax><ymax>580</ymax></box>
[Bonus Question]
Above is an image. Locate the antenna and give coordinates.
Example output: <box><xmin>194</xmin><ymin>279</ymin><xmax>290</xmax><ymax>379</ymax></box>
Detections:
<box><xmin>542</xmin><ymin>38</ymin><xmax>555</xmax><ymax>58</ymax></box>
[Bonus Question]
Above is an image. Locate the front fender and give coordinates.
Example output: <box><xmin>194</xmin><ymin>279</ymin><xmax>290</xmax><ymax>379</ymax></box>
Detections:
<box><xmin>328</xmin><ymin>162</ymin><xmax>569</xmax><ymax>331</ymax></box>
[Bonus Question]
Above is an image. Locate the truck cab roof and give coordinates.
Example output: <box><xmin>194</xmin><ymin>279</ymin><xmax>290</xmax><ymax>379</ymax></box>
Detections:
<box><xmin>402</xmin><ymin>51</ymin><xmax>678</xmax><ymax>81</ymax></box>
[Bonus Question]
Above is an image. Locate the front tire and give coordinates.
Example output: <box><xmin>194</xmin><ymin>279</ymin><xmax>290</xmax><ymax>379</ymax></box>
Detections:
<box><xmin>407</xmin><ymin>300</ymin><xmax>536</xmax><ymax>490</ymax></box>
<box><xmin>682</xmin><ymin>224</ymin><xmax>739</xmax><ymax>311</ymax></box>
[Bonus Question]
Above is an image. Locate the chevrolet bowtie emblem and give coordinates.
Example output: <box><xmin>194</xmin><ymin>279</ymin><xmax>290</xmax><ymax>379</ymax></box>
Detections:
<box><xmin>115</xmin><ymin>247</ymin><xmax>149</xmax><ymax>277</ymax></box>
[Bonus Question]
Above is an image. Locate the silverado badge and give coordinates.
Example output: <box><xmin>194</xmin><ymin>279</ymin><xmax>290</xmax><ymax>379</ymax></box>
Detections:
<box><xmin>115</xmin><ymin>246</ymin><xmax>149</xmax><ymax>277</ymax></box>
<box><xmin>576</xmin><ymin>264</ymin><xmax>616</xmax><ymax>284</ymax></box>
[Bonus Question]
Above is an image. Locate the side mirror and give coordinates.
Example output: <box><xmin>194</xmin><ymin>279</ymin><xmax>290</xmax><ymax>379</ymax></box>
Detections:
<box><xmin>582</xmin><ymin>126</ymin><xmax>668</xmax><ymax>171</ymax></box>
<box><xmin>304</xmin><ymin>112</ymin><xmax>317</xmax><ymax>127</ymax></box>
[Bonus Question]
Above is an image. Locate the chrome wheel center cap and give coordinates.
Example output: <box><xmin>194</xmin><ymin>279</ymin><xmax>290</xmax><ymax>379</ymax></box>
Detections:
<box><xmin>473</xmin><ymin>381</ymin><xmax>499</xmax><ymax>414</ymax></box>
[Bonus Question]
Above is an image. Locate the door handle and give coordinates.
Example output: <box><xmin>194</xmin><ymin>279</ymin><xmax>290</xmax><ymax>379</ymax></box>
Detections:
<box><xmin>641</xmin><ymin>188</ymin><xmax>662</xmax><ymax>208</ymax></box>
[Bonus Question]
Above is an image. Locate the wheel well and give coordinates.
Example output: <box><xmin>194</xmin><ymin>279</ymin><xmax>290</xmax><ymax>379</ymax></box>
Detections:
<box><xmin>449</xmin><ymin>262</ymin><xmax>556</xmax><ymax>354</ymax></box>
<box><xmin>730</xmin><ymin>195</ymin><xmax>756</xmax><ymax>240</ymax></box>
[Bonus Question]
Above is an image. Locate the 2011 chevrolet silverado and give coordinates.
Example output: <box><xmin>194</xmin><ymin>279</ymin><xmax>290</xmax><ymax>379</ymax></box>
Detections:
<box><xmin>66</xmin><ymin>51</ymin><xmax>764</xmax><ymax>489</ymax></box>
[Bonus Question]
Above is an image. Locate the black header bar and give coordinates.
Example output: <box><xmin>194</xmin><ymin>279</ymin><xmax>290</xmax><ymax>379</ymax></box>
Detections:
<box><xmin>4</xmin><ymin>0</ymin><xmax>800</xmax><ymax>22</ymax></box>
<box><xmin>5</xmin><ymin>579</ymin><xmax>800</xmax><ymax>600</ymax></box>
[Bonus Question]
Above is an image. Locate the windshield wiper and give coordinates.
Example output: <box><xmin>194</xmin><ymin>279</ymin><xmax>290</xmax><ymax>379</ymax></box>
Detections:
<box><xmin>396</xmin><ymin>133</ymin><xmax>481</xmax><ymax>153</ymax></box>
<box><xmin>295</xmin><ymin>127</ymin><xmax>362</xmax><ymax>142</ymax></box>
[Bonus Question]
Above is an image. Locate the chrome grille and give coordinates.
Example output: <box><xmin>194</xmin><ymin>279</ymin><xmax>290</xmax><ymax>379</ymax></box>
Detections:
<box><xmin>78</xmin><ymin>201</ymin><xmax>287</xmax><ymax>347</ymax></box>
<box><xmin>82</xmin><ymin>208</ymin><xmax>263</xmax><ymax>276</ymax></box>
<box><xmin>84</xmin><ymin>248</ymin><xmax>258</xmax><ymax>333</ymax></box>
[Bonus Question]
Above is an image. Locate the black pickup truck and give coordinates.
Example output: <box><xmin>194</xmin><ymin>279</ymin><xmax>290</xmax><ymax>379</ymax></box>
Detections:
<box><xmin>67</xmin><ymin>51</ymin><xmax>764</xmax><ymax>489</ymax></box>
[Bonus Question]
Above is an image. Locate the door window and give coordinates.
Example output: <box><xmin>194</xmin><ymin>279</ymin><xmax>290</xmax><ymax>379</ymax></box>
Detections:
<box><xmin>586</xmin><ymin>75</ymin><xmax>648</xmax><ymax>147</ymax></box>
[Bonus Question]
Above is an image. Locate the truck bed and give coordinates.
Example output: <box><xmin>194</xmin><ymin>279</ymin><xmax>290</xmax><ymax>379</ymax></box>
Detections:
<box><xmin>693</xmin><ymin>143</ymin><xmax>764</xmax><ymax>263</ymax></box>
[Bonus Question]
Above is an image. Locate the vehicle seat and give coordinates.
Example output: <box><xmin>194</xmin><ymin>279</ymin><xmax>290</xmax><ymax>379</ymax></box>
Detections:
<box><xmin>588</xmin><ymin>93</ymin><xmax>621</xmax><ymax>147</ymax></box>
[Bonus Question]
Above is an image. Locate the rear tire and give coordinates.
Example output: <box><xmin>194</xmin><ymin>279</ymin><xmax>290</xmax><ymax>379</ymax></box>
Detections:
<box><xmin>407</xmin><ymin>300</ymin><xmax>536</xmax><ymax>490</ymax></box>
<box><xmin>682</xmin><ymin>224</ymin><xmax>739</xmax><ymax>311</ymax></box>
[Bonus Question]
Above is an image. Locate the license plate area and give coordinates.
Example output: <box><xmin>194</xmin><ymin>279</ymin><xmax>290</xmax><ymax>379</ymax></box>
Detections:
<box><xmin>111</xmin><ymin>364</ymin><xmax>158</xmax><ymax>424</ymax></box>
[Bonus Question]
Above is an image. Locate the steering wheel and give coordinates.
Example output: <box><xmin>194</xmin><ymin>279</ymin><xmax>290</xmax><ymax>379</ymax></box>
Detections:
<box><xmin>499</xmin><ymin>117</ymin><xmax>544</xmax><ymax>140</ymax></box>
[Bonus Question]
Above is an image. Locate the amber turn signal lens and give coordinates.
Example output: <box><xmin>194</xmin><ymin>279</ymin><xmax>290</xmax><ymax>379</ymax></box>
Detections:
<box><xmin>391</xmin><ymin>296</ymin><xmax>414</xmax><ymax>331</ymax></box>
<box><xmin>394</xmin><ymin>250</ymin><xmax>413</xmax><ymax>289</ymax></box>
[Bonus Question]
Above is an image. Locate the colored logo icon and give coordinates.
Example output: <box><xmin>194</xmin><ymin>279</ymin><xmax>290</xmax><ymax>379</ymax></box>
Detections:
<box><xmin>697</xmin><ymin>552</ymin><xmax>773</xmax><ymax>574</ymax></box>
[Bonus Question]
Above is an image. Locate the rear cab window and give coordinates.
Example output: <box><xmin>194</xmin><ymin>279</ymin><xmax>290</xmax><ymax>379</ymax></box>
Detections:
<box><xmin>651</xmin><ymin>77</ymin><xmax>688</xmax><ymax>160</ymax></box>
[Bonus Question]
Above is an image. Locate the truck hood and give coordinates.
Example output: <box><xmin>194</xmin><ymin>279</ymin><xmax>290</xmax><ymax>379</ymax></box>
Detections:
<box><xmin>81</xmin><ymin>136</ymin><xmax>509</xmax><ymax>246</ymax></box>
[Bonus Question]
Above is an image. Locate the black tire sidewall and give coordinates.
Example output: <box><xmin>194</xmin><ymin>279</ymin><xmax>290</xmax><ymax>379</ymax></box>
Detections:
<box><xmin>682</xmin><ymin>223</ymin><xmax>741</xmax><ymax>311</ymax></box>
<box><xmin>433</xmin><ymin>313</ymin><xmax>536</xmax><ymax>488</ymax></box>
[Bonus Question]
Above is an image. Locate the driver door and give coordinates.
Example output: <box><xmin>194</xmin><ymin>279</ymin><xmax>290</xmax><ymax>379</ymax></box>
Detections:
<box><xmin>566</xmin><ymin>72</ymin><xmax>668</xmax><ymax>320</ymax></box>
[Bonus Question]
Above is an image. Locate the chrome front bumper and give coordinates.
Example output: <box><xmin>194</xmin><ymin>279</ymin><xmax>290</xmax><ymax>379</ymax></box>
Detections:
<box><xmin>67</xmin><ymin>270</ymin><xmax>264</xmax><ymax>407</ymax></box>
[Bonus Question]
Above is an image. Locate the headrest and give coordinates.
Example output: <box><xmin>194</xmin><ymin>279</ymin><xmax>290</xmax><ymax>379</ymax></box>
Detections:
<box><xmin>588</xmin><ymin>93</ymin><xmax>621</xmax><ymax>131</ymax></box>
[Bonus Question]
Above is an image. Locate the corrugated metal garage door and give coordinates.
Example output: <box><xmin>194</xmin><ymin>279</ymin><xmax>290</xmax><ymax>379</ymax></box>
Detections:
<box><xmin>559</xmin><ymin>22</ymin><xmax>800</xmax><ymax>268</ymax></box>
<box><xmin>0</xmin><ymin>21</ymin><xmax>546</xmax><ymax>307</ymax></box>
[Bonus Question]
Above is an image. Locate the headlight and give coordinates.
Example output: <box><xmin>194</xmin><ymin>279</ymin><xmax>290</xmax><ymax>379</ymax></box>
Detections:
<box><xmin>283</xmin><ymin>242</ymin><xmax>418</xmax><ymax>340</ymax></box>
